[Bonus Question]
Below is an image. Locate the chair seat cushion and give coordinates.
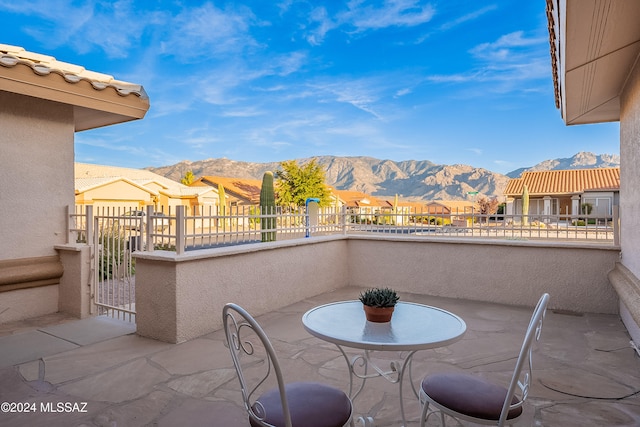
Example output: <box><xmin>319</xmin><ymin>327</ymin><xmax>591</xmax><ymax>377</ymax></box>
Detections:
<box><xmin>250</xmin><ymin>381</ymin><xmax>352</xmax><ymax>427</ymax></box>
<box><xmin>421</xmin><ymin>373</ymin><xmax>523</xmax><ymax>421</ymax></box>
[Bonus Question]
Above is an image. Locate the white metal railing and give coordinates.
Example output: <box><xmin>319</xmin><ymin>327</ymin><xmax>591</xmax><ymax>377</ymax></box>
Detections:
<box><xmin>69</xmin><ymin>204</ymin><xmax>620</xmax><ymax>255</ymax></box>
<box><xmin>149</xmin><ymin>205</ymin><xmax>345</xmax><ymax>254</ymax></box>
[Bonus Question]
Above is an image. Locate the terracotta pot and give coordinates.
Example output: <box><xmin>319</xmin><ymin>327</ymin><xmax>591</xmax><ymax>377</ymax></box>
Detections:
<box><xmin>363</xmin><ymin>305</ymin><xmax>395</xmax><ymax>322</ymax></box>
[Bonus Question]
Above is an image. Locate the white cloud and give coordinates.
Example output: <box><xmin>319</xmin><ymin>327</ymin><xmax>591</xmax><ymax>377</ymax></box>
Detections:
<box><xmin>0</xmin><ymin>0</ymin><xmax>149</xmax><ymax>58</ymax></box>
<box><xmin>341</xmin><ymin>0</ymin><xmax>435</xmax><ymax>32</ymax></box>
<box><xmin>221</xmin><ymin>107</ymin><xmax>265</xmax><ymax>118</ymax></box>
<box><xmin>310</xmin><ymin>77</ymin><xmax>388</xmax><ymax>119</ymax></box>
<box><xmin>162</xmin><ymin>2</ymin><xmax>261</xmax><ymax>60</ymax></box>
<box><xmin>424</xmin><ymin>30</ymin><xmax>549</xmax><ymax>89</ymax></box>
<box><xmin>193</xmin><ymin>49</ymin><xmax>307</xmax><ymax>107</ymax></box>
<box><xmin>305</xmin><ymin>0</ymin><xmax>435</xmax><ymax>45</ymax></box>
<box><xmin>306</xmin><ymin>6</ymin><xmax>337</xmax><ymax>45</ymax></box>
<box><xmin>470</xmin><ymin>31</ymin><xmax>546</xmax><ymax>62</ymax></box>
<box><xmin>438</xmin><ymin>5</ymin><xmax>497</xmax><ymax>31</ymax></box>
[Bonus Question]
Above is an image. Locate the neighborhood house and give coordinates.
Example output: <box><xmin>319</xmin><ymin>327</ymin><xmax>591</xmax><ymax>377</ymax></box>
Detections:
<box><xmin>504</xmin><ymin>167</ymin><xmax>620</xmax><ymax>219</ymax></box>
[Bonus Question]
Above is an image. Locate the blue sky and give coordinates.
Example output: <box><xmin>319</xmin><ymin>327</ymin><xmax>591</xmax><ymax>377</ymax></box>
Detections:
<box><xmin>1</xmin><ymin>0</ymin><xmax>619</xmax><ymax>174</ymax></box>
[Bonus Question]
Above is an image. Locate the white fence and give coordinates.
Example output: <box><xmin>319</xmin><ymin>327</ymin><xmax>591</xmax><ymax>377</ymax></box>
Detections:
<box><xmin>67</xmin><ymin>203</ymin><xmax>619</xmax><ymax>321</ymax></box>
<box><xmin>69</xmin><ymin>206</ymin><xmax>143</xmax><ymax>321</ymax></box>
<box><xmin>70</xmin><ymin>204</ymin><xmax>619</xmax><ymax>255</ymax></box>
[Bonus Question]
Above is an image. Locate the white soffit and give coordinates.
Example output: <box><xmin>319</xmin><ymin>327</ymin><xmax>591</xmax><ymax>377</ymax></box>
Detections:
<box><xmin>558</xmin><ymin>0</ymin><xmax>640</xmax><ymax>125</ymax></box>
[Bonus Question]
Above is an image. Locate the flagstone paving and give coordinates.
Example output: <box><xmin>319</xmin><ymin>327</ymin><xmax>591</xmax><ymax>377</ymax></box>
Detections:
<box><xmin>0</xmin><ymin>287</ymin><xmax>639</xmax><ymax>426</ymax></box>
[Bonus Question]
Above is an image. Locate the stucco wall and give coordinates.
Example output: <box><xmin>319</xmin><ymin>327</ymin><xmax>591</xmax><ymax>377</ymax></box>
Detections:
<box><xmin>0</xmin><ymin>91</ymin><xmax>75</xmax><ymax>261</ymax></box>
<box><xmin>80</xmin><ymin>181</ymin><xmax>152</xmax><ymax>205</ymax></box>
<box><xmin>621</xmin><ymin>56</ymin><xmax>640</xmax><ymax>280</ymax></box>
<box><xmin>617</xmin><ymin>52</ymin><xmax>640</xmax><ymax>335</ymax></box>
<box><xmin>0</xmin><ymin>285</ymin><xmax>59</xmax><ymax>322</ymax></box>
<box><xmin>56</xmin><ymin>245</ymin><xmax>93</xmax><ymax>318</ymax></box>
<box><xmin>0</xmin><ymin>91</ymin><xmax>75</xmax><ymax>321</ymax></box>
<box><xmin>135</xmin><ymin>236</ymin><xmax>349</xmax><ymax>343</ymax></box>
<box><xmin>347</xmin><ymin>236</ymin><xmax>619</xmax><ymax>314</ymax></box>
<box><xmin>135</xmin><ymin>235</ymin><xmax>619</xmax><ymax>343</ymax></box>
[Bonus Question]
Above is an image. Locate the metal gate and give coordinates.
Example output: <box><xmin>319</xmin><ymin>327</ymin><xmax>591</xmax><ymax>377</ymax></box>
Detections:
<box><xmin>91</xmin><ymin>207</ymin><xmax>140</xmax><ymax>322</ymax></box>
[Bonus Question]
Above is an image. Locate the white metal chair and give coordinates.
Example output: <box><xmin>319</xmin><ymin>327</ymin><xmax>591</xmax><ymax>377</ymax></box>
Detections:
<box><xmin>419</xmin><ymin>293</ymin><xmax>550</xmax><ymax>427</ymax></box>
<box><xmin>223</xmin><ymin>303</ymin><xmax>353</xmax><ymax>427</ymax></box>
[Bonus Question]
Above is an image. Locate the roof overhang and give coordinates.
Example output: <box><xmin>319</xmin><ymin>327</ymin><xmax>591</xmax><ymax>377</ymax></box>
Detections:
<box><xmin>0</xmin><ymin>45</ymin><xmax>149</xmax><ymax>131</ymax></box>
<box><xmin>76</xmin><ymin>177</ymin><xmax>159</xmax><ymax>196</ymax></box>
<box><xmin>548</xmin><ymin>0</ymin><xmax>640</xmax><ymax>125</ymax></box>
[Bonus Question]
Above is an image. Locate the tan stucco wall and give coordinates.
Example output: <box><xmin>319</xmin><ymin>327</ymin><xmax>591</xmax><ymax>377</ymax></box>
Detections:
<box><xmin>347</xmin><ymin>236</ymin><xmax>619</xmax><ymax>314</ymax></box>
<box><xmin>0</xmin><ymin>285</ymin><xmax>59</xmax><ymax>322</ymax></box>
<box><xmin>621</xmin><ymin>57</ymin><xmax>640</xmax><ymax>279</ymax></box>
<box><xmin>135</xmin><ymin>236</ymin><xmax>349</xmax><ymax>343</ymax></box>
<box><xmin>134</xmin><ymin>236</ymin><xmax>618</xmax><ymax>343</ymax></box>
<box><xmin>81</xmin><ymin>181</ymin><xmax>153</xmax><ymax>205</ymax></box>
<box><xmin>0</xmin><ymin>91</ymin><xmax>75</xmax><ymax>320</ymax></box>
<box><xmin>1</xmin><ymin>91</ymin><xmax>75</xmax><ymax>260</ymax></box>
<box><xmin>617</xmin><ymin>53</ymin><xmax>640</xmax><ymax>337</ymax></box>
<box><xmin>56</xmin><ymin>245</ymin><xmax>93</xmax><ymax>318</ymax></box>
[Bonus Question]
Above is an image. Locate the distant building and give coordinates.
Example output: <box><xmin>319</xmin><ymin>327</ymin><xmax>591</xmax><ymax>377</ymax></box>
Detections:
<box><xmin>503</xmin><ymin>168</ymin><xmax>620</xmax><ymax>218</ymax></box>
<box><xmin>191</xmin><ymin>176</ymin><xmax>262</xmax><ymax>206</ymax></box>
<box><xmin>75</xmin><ymin>163</ymin><xmax>215</xmax><ymax>213</ymax></box>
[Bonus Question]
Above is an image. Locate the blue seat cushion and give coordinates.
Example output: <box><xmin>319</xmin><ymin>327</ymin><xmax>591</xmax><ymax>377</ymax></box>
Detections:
<box><xmin>422</xmin><ymin>373</ymin><xmax>523</xmax><ymax>421</ymax></box>
<box><xmin>250</xmin><ymin>381</ymin><xmax>351</xmax><ymax>427</ymax></box>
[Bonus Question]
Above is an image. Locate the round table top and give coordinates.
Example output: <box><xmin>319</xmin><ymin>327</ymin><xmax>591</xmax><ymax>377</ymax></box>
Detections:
<box><xmin>302</xmin><ymin>300</ymin><xmax>466</xmax><ymax>351</ymax></box>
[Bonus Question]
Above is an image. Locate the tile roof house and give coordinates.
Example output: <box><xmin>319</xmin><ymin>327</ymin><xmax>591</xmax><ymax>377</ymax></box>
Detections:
<box><xmin>191</xmin><ymin>176</ymin><xmax>263</xmax><ymax>206</ymax></box>
<box><xmin>0</xmin><ymin>44</ymin><xmax>149</xmax><ymax>322</ymax></box>
<box><xmin>503</xmin><ymin>168</ymin><xmax>620</xmax><ymax>218</ymax></box>
<box><xmin>424</xmin><ymin>200</ymin><xmax>476</xmax><ymax>215</ymax></box>
<box><xmin>331</xmin><ymin>189</ymin><xmax>390</xmax><ymax>209</ymax></box>
<box><xmin>547</xmin><ymin>0</ymin><xmax>640</xmax><ymax>344</ymax></box>
<box><xmin>75</xmin><ymin>163</ymin><xmax>215</xmax><ymax>213</ymax></box>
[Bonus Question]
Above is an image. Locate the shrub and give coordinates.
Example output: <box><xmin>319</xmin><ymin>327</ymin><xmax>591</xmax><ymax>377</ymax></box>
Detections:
<box><xmin>359</xmin><ymin>287</ymin><xmax>399</xmax><ymax>308</ymax></box>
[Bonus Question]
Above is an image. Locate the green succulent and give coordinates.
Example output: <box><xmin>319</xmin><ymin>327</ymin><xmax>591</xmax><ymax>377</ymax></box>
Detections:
<box><xmin>359</xmin><ymin>287</ymin><xmax>399</xmax><ymax>308</ymax></box>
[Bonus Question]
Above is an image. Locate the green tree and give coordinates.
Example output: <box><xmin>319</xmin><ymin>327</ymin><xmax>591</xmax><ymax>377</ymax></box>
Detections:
<box><xmin>180</xmin><ymin>170</ymin><xmax>195</xmax><ymax>185</ymax></box>
<box><xmin>275</xmin><ymin>159</ymin><xmax>331</xmax><ymax>208</ymax></box>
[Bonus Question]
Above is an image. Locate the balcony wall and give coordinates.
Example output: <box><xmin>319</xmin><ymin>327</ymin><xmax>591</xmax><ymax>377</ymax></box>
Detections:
<box><xmin>135</xmin><ymin>237</ymin><xmax>349</xmax><ymax>343</ymax></box>
<box><xmin>134</xmin><ymin>235</ymin><xmax>620</xmax><ymax>343</ymax></box>
<box><xmin>347</xmin><ymin>235</ymin><xmax>619</xmax><ymax>311</ymax></box>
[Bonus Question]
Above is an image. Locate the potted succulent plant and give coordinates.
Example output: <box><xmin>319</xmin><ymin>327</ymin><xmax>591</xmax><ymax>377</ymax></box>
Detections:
<box><xmin>359</xmin><ymin>287</ymin><xmax>399</xmax><ymax>322</ymax></box>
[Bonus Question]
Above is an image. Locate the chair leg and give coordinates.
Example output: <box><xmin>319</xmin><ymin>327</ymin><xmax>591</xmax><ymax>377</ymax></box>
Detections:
<box><xmin>420</xmin><ymin>401</ymin><xmax>430</xmax><ymax>427</ymax></box>
<box><xmin>421</xmin><ymin>401</ymin><xmax>455</xmax><ymax>427</ymax></box>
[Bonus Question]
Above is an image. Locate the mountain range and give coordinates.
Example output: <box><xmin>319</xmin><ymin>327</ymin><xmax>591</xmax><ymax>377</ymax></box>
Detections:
<box><xmin>148</xmin><ymin>151</ymin><xmax>620</xmax><ymax>201</ymax></box>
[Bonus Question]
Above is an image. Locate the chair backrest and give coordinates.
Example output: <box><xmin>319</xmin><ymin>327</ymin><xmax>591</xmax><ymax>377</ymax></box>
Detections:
<box><xmin>223</xmin><ymin>303</ymin><xmax>293</xmax><ymax>427</ymax></box>
<box><xmin>498</xmin><ymin>293</ymin><xmax>550</xmax><ymax>426</ymax></box>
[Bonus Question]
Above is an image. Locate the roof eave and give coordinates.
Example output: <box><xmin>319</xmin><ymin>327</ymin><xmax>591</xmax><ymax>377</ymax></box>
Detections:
<box><xmin>548</xmin><ymin>0</ymin><xmax>640</xmax><ymax>126</ymax></box>
<box><xmin>0</xmin><ymin>62</ymin><xmax>149</xmax><ymax>131</ymax></box>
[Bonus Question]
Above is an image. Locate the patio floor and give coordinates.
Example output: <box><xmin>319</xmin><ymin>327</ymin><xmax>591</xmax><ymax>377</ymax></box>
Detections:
<box><xmin>0</xmin><ymin>287</ymin><xmax>639</xmax><ymax>426</ymax></box>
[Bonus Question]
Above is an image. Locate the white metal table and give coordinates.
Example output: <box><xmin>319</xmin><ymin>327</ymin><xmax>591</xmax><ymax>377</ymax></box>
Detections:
<box><xmin>302</xmin><ymin>300</ymin><xmax>466</xmax><ymax>427</ymax></box>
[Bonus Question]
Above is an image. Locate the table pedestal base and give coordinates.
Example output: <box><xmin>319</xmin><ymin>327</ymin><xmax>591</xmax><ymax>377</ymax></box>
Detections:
<box><xmin>336</xmin><ymin>346</ymin><xmax>419</xmax><ymax>427</ymax></box>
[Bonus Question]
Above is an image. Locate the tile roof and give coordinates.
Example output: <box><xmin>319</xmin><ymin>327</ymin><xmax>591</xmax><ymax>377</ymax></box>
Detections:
<box><xmin>331</xmin><ymin>189</ymin><xmax>390</xmax><ymax>208</ymax></box>
<box><xmin>427</xmin><ymin>200</ymin><xmax>476</xmax><ymax>212</ymax></box>
<box><xmin>504</xmin><ymin>168</ymin><xmax>620</xmax><ymax>196</ymax></box>
<box><xmin>75</xmin><ymin>177</ymin><xmax>158</xmax><ymax>195</ymax></box>
<box><xmin>75</xmin><ymin>163</ymin><xmax>211</xmax><ymax>198</ymax></box>
<box><xmin>195</xmin><ymin>176</ymin><xmax>263</xmax><ymax>204</ymax></box>
<box><xmin>0</xmin><ymin>44</ymin><xmax>147</xmax><ymax>98</ymax></box>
